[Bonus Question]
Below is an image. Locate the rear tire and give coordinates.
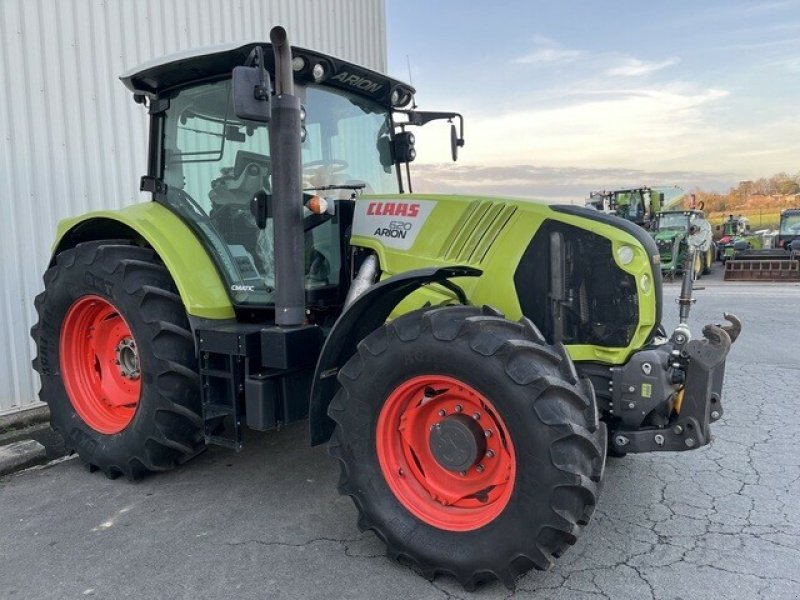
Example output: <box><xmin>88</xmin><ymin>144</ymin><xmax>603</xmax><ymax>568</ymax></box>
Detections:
<box><xmin>31</xmin><ymin>241</ymin><xmax>204</xmax><ymax>480</ymax></box>
<box><xmin>328</xmin><ymin>305</ymin><xmax>606</xmax><ymax>589</ymax></box>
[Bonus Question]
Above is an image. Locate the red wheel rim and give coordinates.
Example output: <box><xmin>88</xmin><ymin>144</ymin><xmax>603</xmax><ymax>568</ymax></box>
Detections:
<box><xmin>376</xmin><ymin>375</ymin><xmax>516</xmax><ymax>531</ymax></box>
<box><xmin>59</xmin><ymin>295</ymin><xmax>141</xmax><ymax>434</ymax></box>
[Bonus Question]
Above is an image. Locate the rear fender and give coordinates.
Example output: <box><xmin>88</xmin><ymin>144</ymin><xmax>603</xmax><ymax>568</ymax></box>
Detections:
<box><xmin>309</xmin><ymin>265</ymin><xmax>481</xmax><ymax>445</ymax></box>
<box><xmin>52</xmin><ymin>202</ymin><xmax>234</xmax><ymax>320</ymax></box>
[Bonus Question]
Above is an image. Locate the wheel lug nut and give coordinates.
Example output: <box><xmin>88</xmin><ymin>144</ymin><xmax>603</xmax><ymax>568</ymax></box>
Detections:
<box><xmin>484</xmin><ymin>430</ymin><xmax>492</xmax><ymax>438</ymax></box>
<box><xmin>476</xmin><ymin>464</ymin><xmax>485</xmax><ymax>473</ymax></box>
<box><xmin>486</xmin><ymin>449</ymin><xmax>495</xmax><ymax>458</ymax></box>
<box><xmin>472</xmin><ymin>412</ymin><xmax>481</xmax><ymax>420</ymax></box>
<box><xmin>454</xmin><ymin>404</ymin><xmax>462</xmax><ymax>413</ymax></box>
<box><xmin>398</xmin><ymin>468</ymin><xmax>404</xmax><ymax>476</ymax></box>
<box><xmin>438</xmin><ymin>409</ymin><xmax>446</xmax><ymax>417</ymax></box>
<box><xmin>459</xmin><ymin>471</ymin><xmax>467</xmax><ymax>477</ymax></box>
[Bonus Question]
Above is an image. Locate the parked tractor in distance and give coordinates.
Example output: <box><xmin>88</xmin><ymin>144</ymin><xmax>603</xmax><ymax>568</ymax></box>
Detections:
<box><xmin>652</xmin><ymin>210</ymin><xmax>715</xmax><ymax>280</ymax></box>
<box><xmin>586</xmin><ymin>187</ymin><xmax>664</xmax><ymax>229</ymax></box>
<box><xmin>775</xmin><ymin>208</ymin><xmax>800</xmax><ymax>253</ymax></box>
<box><xmin>723</xmin><ymin>209</ymin><xmax>800</xmax><ymax>281</ymax></box>
<box><xmin>716</xmin><ymin>214</ymin><xmax>763</xmax><ymax>263</ymax></box>
<box><xmin>31</xmin><ymin>27</ymin><xmax>740</xmax><ymax>589</ymax></box>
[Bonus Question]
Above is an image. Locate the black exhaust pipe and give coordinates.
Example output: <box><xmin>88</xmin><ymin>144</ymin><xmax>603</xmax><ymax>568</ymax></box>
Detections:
<box><xmin>269</xmin><ymin>26</ymin><xmax>305</xmax><ymax>326</ymax></box>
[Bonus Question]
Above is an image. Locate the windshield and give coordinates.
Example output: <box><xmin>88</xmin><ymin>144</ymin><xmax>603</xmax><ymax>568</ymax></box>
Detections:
<box><xmin>780</xmin><ymin>213</ymin><xmax>800</xmax><ymax>235</ymax></box>
<box><xmin>657</xmin><ymin>213</ymin><xmax>689</xmax><ymax>231</ymax></box>
<box><xmin>161</xmin><ymin>78</ymin><xmax>396</xmax><ymax>306</ymax></box>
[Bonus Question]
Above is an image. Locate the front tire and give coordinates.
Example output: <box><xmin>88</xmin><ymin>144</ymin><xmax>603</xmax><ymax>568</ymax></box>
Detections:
<box><xmin>31</xmin><ymin>241</ymin><xmax>204</xmax><ymax>480</ymax></box>
<box><xmin>328</xmin><ymin>305</ymin><xmax>606</xmax><ymax>589</ymax></box>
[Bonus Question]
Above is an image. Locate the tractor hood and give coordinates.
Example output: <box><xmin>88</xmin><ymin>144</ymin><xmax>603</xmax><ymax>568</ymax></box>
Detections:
<box><xmin>349</xmin><ymin>194</ymin><xmax>662</xmax><ymax>364</ymax></box>
<box><xmin>654</xmin><ymin>230</ymin><xmax>686</xmax><ymax>243</ymax></box>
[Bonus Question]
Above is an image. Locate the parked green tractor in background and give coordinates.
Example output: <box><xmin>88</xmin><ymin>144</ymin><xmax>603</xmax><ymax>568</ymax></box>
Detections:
<box><xmin>653</xmin><ymin>210</ymin><xmax>715</xmax><ymax>280</ymax></box>
<box><xmin>30</xmin><ymin>27</ymin><xmax>740</xmax><ymax>589</ymax></box>
<box><xmin>722</xmin><ymin>209</ymin><xmax>800</xmax><ymax>281</ymax></box>
<box><xmin>586</xmin><ymin>187</ymin><xmax>665</xmax><ymax>229</ymax></box>
<box><xmin>716</xmin><ymin>214</ymin><xmax>763</xmax><ymax>263</ymax></box>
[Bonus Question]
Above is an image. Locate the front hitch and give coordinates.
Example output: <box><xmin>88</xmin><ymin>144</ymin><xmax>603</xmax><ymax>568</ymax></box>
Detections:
<box><xmin>611</xmin><ymin>316</ymin><xmax>737</xmax><ymax>453</ymax></box>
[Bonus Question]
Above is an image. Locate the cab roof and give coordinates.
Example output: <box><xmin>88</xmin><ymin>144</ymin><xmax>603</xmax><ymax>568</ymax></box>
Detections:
<box><xmin>660</xmin><ymin>209</ymin><xmax>704</xmax><ymax>216</ymax></box>
<box><xmin>120</xmin><ymin>41</ymin><xmax>414</xmax><ymax>109</ymax></box>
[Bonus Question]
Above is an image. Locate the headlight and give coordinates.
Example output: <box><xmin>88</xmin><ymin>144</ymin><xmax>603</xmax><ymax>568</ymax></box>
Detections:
<box><xmin>616</xmin><ymin>245</ymin><xmax>634</xmax><ymax>265</ymax></box>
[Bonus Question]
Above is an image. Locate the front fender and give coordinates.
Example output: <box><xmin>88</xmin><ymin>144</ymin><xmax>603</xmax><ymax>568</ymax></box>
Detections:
<box><xmin>309</xmin><ymin>265</ymin><xmax>482</xmax><ymax>445</ymax></box>
<box><xmin>53</xmin><ymin>202</ymin><xmax>234</xmax><ymax>320</ymax></box>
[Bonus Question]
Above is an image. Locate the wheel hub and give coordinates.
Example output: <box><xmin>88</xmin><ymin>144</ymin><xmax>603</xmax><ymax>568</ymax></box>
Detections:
<box><xmin>429</xmin><ymin>414</ymin><xmax>486</xmax><ymax>472</ymax></box>
<box><xmin>115</xmin><ymin>337</ymin><xmax>140</xmax><ymax>380</ymax></box>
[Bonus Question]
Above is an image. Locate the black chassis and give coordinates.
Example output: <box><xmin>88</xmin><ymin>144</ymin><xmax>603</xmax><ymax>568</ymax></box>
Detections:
<box><xmin>191</xmin><ymin>266</ymin><xmax>481</xmax><ymax>450</ymax></box>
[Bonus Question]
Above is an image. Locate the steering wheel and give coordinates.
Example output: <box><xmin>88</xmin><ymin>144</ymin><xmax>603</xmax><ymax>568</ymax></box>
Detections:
<box><xmin>303</xmin><ymin>159</ymin><xmax>349</xmax><ymax>174</ymax></box>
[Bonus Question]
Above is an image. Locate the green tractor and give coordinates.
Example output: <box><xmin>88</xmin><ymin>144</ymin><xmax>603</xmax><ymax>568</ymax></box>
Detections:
<box><xmin>586</xmin><ymin>187</ymin><xmax>664</xmax><ymax>229</ymax></box>
<box><xmin>722</xmin><ymin>209</ymin><xmax>800</xmax><ymax>281</ymax></box>
<box><xmin>716</xmin><ymin>214</ymin><xmax>763</xmax><ymax>263</ymax></box>
<box><xmin>653</xmin><ymin>210</ymin><xmax>715</xmax><ymax>280</ymax></box>
<box><xmin>30</xmin><ymin>28</ymin><xmax>740</xmax><ymax>589</ymax></box>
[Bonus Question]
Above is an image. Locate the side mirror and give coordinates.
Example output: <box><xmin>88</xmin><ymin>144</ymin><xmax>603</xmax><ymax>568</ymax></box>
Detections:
<box><xmin>450</xmin><ymin>123</ymin><xmax>461</xmax><ymax>162</ymax></box>
<box><xmin>233</xmin><ymin>49</ymin><xmax>271</xmax><ymax>123</ymax></box>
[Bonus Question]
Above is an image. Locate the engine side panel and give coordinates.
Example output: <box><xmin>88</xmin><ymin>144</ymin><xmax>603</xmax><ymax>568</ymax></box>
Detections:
<box><xmin>350</xmin><ymin>194</ymin><xmax>659</xmax><ymax>364</ymax></box>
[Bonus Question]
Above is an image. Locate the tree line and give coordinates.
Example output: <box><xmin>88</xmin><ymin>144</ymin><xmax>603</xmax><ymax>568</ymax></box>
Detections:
<box><xmin>685</xmin><ymin>172</ymin><xmax>800</xmax><ymax>212</ymax></box>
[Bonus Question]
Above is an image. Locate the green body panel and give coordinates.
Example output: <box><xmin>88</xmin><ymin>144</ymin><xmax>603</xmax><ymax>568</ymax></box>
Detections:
<box><xmin>351</xmin><ymin>194</ymin><xmax>658</xmax><ymax>364</ymax></box>
<box><xmin>722</xmin><ymin>234</ymin><xmax>763</xmax><ymax>259</ymax></box>
<box><xmin>54</xmin><ymin>203</ymin><xmax>235</xmax><ymax>319</ymax></box>
<box><xmin>653</xmin><ymin>229</ymin><xmax>686</xmax><ymax>275</ymax></box>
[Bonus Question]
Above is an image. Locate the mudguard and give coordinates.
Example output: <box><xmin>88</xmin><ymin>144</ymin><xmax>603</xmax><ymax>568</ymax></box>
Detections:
<box><xmin>309</xmin><ymin>265</ymin><xmax>481</xmax><ymax>445</ymax></box>
<box><xmin>51</xmin><ymin>202</ymin><xmax>235</xmax><ymax>320</ymax></box>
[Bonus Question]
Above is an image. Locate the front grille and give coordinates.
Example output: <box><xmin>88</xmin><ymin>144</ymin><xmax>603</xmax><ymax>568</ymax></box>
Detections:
<box><xmin>514</xmin><ymin>220</ymin><xmax>639</xmax><ymax>348</ymax></box>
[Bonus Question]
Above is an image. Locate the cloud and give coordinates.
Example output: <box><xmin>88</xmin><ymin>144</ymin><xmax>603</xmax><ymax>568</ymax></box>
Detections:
<box><xmin>409</xmin><ymin>164</ymin><xmax>737</xmax><ymax>202</ymax></box>
<box><xmin>513</xmin><ymin>36</ymin><xmax>585</xmax><ymax>65</ymax></box>
<box><xmin>514</xmin><ymin>47</ymin><xmax>585</xmax><ymax>65</ymax></box>
<box><xmin>606</xmin><ymin>57</ymin><xmax>680</xmax><ymax>77</ymax></box>
<box><xmin>412</xmin><ymin>84</ymin><xmax>732</xmax><ymax>171</ymax></box>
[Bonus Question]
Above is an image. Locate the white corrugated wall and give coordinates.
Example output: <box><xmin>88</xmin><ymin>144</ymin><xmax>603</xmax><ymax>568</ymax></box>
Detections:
<box><xmin>0</xmin><ymin>0</ymin><xmax>387</xmax><ymax>416</ymax></box>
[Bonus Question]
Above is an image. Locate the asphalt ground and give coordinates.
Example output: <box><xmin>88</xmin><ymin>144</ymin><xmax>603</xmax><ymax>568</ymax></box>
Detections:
<box><xmin>1</xmin><ymin>266</ymin><xmax>799</xmax><ymax>599</ymax></box>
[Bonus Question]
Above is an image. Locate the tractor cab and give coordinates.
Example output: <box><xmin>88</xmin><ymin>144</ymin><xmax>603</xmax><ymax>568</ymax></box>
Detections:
<box><xmin>720</xmin><ymin>214</ymin><xmax>750</xmax><ymax>237</ymax></box>
<box><xmin>121</xmin><ymin>40</ymin><xmax>462</xmax><ymax>314</ymax></box>
<box><xmin>585</xmin><ymin>187</ymin><xmax>664</xmax><ymax>229</ymax></box>
<box><xmin>777</xmin><ymin>208</ymin><xmax>800</xmax><ymax>251</ymax></box>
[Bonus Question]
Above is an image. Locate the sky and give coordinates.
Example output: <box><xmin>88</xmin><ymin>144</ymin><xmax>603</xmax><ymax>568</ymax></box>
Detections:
<box><xmin>386</xmin><ymin>0</ymin><xmax>800</xmax><ymax>201</ymax></box>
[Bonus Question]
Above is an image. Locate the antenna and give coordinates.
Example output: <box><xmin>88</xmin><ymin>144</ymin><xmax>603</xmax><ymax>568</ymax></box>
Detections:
<box><xmin>405</xmin><ymin>55</ymin><xmax>419</xmax><ymax>108</ymax></box>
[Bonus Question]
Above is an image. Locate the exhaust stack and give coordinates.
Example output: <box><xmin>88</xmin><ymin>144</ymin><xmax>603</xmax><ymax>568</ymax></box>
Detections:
<box><xmin>269</xmin><ymin>26</ymin><xmax>305</xmax><ymax>326</ymax></box>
